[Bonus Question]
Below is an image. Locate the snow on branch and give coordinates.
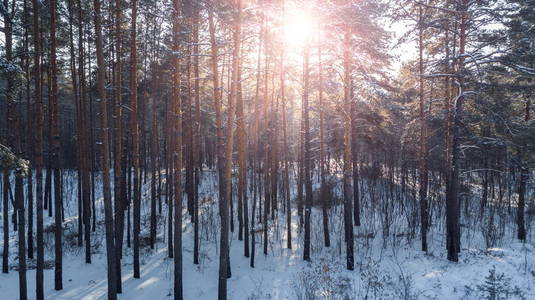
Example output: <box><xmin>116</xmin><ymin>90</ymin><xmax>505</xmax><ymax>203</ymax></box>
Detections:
<box><xmin>0</xmin><ymin>144</ymin><xmax>29</xmax><ymax>177</ymax></box>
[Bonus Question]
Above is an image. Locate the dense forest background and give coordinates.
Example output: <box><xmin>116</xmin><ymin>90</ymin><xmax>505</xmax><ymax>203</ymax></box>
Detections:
<box><xmin>0</xmin><ymin>0</ymin><xmax>534</xmax><ymax>299</ymax></box>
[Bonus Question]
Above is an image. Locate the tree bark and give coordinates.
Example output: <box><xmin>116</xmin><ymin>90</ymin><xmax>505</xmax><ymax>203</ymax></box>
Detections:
<box><xmin>172</xmin><ymin>0</ymin><xmax>183</xmax><ymax>299</ymax></box>
<box><xmin>219</xmin><ymin>1</ymin><xmax>241</xmax><ymax>298</ymax></box>
<box><xmin>112</xmin><ymin>0</ymin><xmax>123</xmax><ymax>291</ymax></box>
<box><xmin>236</xmin><ymin>29</ymin><xmax>248</xmax><ymax>256</ymax></box>
<box><xmin>93</xmin><ymin>0</ymin><xmax>118</xmax><ymax>297</ymax></box>
<box><xmin>446</xmin><ymin>0</ymin><xmax>469</xmax><ymax>262</ymax></box>
<box><xmin>303</xmin><ymin>36</ymin><xmax>312</xmax><ymax>262</ymax></box>
<box><xmin>343</xmin><ymin>23</ymin><xmax>354</xmax><ymax>270</ymax></box>
<box><xmin>49</xmin><ymin>0</ymin><xmax>63</xmax><ymax>290</ymax></box>
<box><xmin>208</xmin><ymin>11</ymin><xmax>224</xmax><ymax>217</ymax></box>
<box><xmin>129</xmin><ymin>0</ymin><xmax>141</xmax><ymax>280</ymax></box>
<box><xmin>418</xmin><ymin>4</ymin><xmax>429</xmax><ymax>253</ymax></box>
<box><xmin>281</xmin><ymin>21</ymin><xmax>291</xmax><ymax>250</ymax></box>
<box><xmin>318</xmin><ymin>24</ymin><xmax>330</xmax><ymax>247</ymax></box>
<box><xmin>192</xmin><ymin>2</ymin><xmax>201</xmax><ymax>264</ymax></box>
<box><xmin>31</xmin><ymin>0</ymin><xmax>44</xmax><ymax>296</ymax></box>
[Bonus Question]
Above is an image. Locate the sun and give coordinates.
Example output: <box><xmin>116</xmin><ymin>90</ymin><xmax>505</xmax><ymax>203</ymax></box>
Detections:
<box><xmin>283</xmin><ymin>11</ymin><xmax>315</xmax><ymax>47</ymax></box>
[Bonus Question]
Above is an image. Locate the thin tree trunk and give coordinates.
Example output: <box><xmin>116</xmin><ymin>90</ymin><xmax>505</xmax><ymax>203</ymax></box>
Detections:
<box><xmin>112</xmin><ymin>0</ymin><xmax>123</xmax><ymax>291</ymax></box>
<box><xmin>343</xmin><ymin>23</ymin><xmax>354</xmax><ymax>270</ymax></box>
<box><xmin>2</xmin><ymin>170</ymin><xmax>9</xmax><ymax>273</ymax></box>
<box><xmin>185</xmin><ymin>21</ymin><xmax>194</xmax><ymax>219</ymax></box>
<box><xmin>262</xmin><ymin>13</ymin><xmax>270</xmax><ymax>257</ymax></box>
<box><xmin>150</xmin><ymin>64</ymin><xmax>158</xmax><ymax>250</ymax></box>
<box><xmin>250</xmin><ymin>12</ymin><xmax>264</xmax><ymax>267</ymax></box>
<box><xmin>172</xmin><ymin>0</ymin><xmax>183</xmax><ymax>299</ymax></box>
<box><xmin>517</xmin><ymin>98</ymin><xmax>530</xmax><ymax>241</ymax></box>
<box><xmin>49</xmin><ymin>0</ymin><xmax>63</xmax><ymax>290</ymax></box>
<box><xmin>418</xmin><ymin>5</ymin><xmax>429</xmax><ymax>253</ymax></box>
<box><xmin>208</xmin><ymin>11</ymin><xmax>224</xmax><ymax>217</ymax></box>
<box><xmin>192</xmin><ymin>3</ymin><xmax>201</xmax><ymax>264</ymax></box>
<box><xmin>93</xmin><ymin>0</ymin><xmax>118</xmax><ymax>297</ymax></box>
<box><xmin>281</xmin><ymin>21</ymin><xmax>291</xmax><ymax>250</ymax></box>
<box><xmin>447</xmin><ymin>0</ymin><xmax>469</xmax><ymax>262</ymax></box>
<box><xmin>31</xmin><ymin>0</ymin><xmax>44</xmax><ymax>296</ymax></box>
<box><xmin>318</xmin><ymin>24</ymin><xmax>330</xmax><ymax>246</ymax></box>
<box><xmin>219</xmin><ymin>1</ymin><xmax>241</xmax><ymax>298</ymax></box>
<box><xmin>303</xmin><ymin>37</ymin><xmax>312</xmax><ymax>262</ymax></box>
<box><xmin>23</xmin><ymin>0</ymin><xmax>34</xmax><ymax>260</ymax></box>
<box><xmin>129</xmin><ymin>0</ymin><xmax>141</xmax><ymax>279</ymax></box>
<box><xmin>236</xmin><ymin>36</ymin><xmax>248</xmax><ymax>256</ymax></box>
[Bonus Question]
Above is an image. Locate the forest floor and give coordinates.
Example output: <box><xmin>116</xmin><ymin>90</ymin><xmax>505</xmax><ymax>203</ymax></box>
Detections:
<box><xmin>0</xmin><ymin>170</ymin><xmax>534</xmax><ymax>299</ymax></box>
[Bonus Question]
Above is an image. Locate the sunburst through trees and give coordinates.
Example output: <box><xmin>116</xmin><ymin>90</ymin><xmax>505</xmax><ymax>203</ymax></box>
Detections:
<box><xmin>0</xmin><ymin>0</ymin><xmax>534</xmax><ymax>299</ymax></box>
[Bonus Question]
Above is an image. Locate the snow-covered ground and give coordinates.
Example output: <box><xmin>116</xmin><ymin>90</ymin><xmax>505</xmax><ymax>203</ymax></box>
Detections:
<box><xmin>1</xmin><ymin>170</ymin><xmax>533</xmax><ymax>299</ymax></box>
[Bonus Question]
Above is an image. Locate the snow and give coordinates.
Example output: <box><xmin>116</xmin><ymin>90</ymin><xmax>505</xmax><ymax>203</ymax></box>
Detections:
<box><xmin>0</xmin><ymin>170</ymin><xmax>534</xmax><ymax>299</ymax></box>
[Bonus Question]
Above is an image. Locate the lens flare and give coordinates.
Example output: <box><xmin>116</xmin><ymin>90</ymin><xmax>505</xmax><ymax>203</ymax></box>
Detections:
<box><xmin>283</xmin><ymin>11</ymin><xmax>314</xmax><ymax>47</ymax></box>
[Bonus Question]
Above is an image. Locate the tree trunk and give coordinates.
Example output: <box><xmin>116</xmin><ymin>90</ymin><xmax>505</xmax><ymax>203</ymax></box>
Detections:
<box><xmin>112</xmin><ymin>0</ymin><xmax>123</xmax><ymax>291</ymax></box>
<box><xmin>192</xmin><ymin>3</ymin><xmax>201</xmax><ymax>264</ymax></box>
<box><xmin>2</xmin><ymin>0</ymin><xmax>12</xmax><ymax>276</ymax></box>
<box><xmin>250</xmin><ymin>12</ymin><xmax>264</xmax><ymax>266</ymax></box>
<box><xmin>2</xmin><ymin>171</ymin><xmax>8</xmax><ymax>274</ymax></box>
<box><xmin>219</xmin><ymin>1</ymin><xmax>241</xmax><ymax>298</ymax></box>
<box><xmin>172</xmin><ymin>0</ymin><xmax>183</xmax><ymax>298</ymax></box>
<box><xmin>236</xmin><ymin>31</ymin><xmax>248</xmax><ymax>257</ymax></box>
<box><xmin>49</xmin><ymin>0</ymin><xmax>63</xmax><ymax>290</ymax></box>
<box><xmin>208</xmin><ymin>11</ymin><xmax>224</xmax><ymax>217</ymax></box>
<box><xmin>150</xmin><ymin>64</ymin><xmax>158</xmax><ymax>250</ymax></box>
<box><xmin>281</xmin><ymin>22</ymin><xmax>291</xmax><ymax>250</ymax></box>
<box><xmin>517</xmin><ymin>97</ymin><xmax>530</xmax><ymax>241</ymax></box>
<box><xmin>93</xmin><ymin>0</ymin><xmax>118</xmax><ymax>297</ymax></box>
<box><xmin>447</xmin><ymin>0</ymin><xmax>469</xmax><ymax>262</ymax></box>
<box><xmin>31</xmin><ymin>0</ymin><xmax>44</xmax><ymax>296</ymax></box>
<box><xmin>418</xmin><ymin>5</ymin><xmax>429</xmax><ymax>253</ymax></box>
<box><xmin>129</xmin><ymin>0</ymin><xmax>141</xmax><ymax>280</ymax></box>
<box><xmin>303</xmin><ymin>36</ymin><xmax>312</xmax><ymax>262</ymax></box>
<box><xmin>22</xmin><ymin>0</ymin><xmax>34</xmax><ymax>261</ymax></box>
<box><xmin>343</xmin><ymin>24</ymin><xmax>354</xmax><ymax>270</ymax></box>
<box><xmin>318</xmin><ymin>24</ymin><xmax>330</xmax><ymax>247</ymax></box>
